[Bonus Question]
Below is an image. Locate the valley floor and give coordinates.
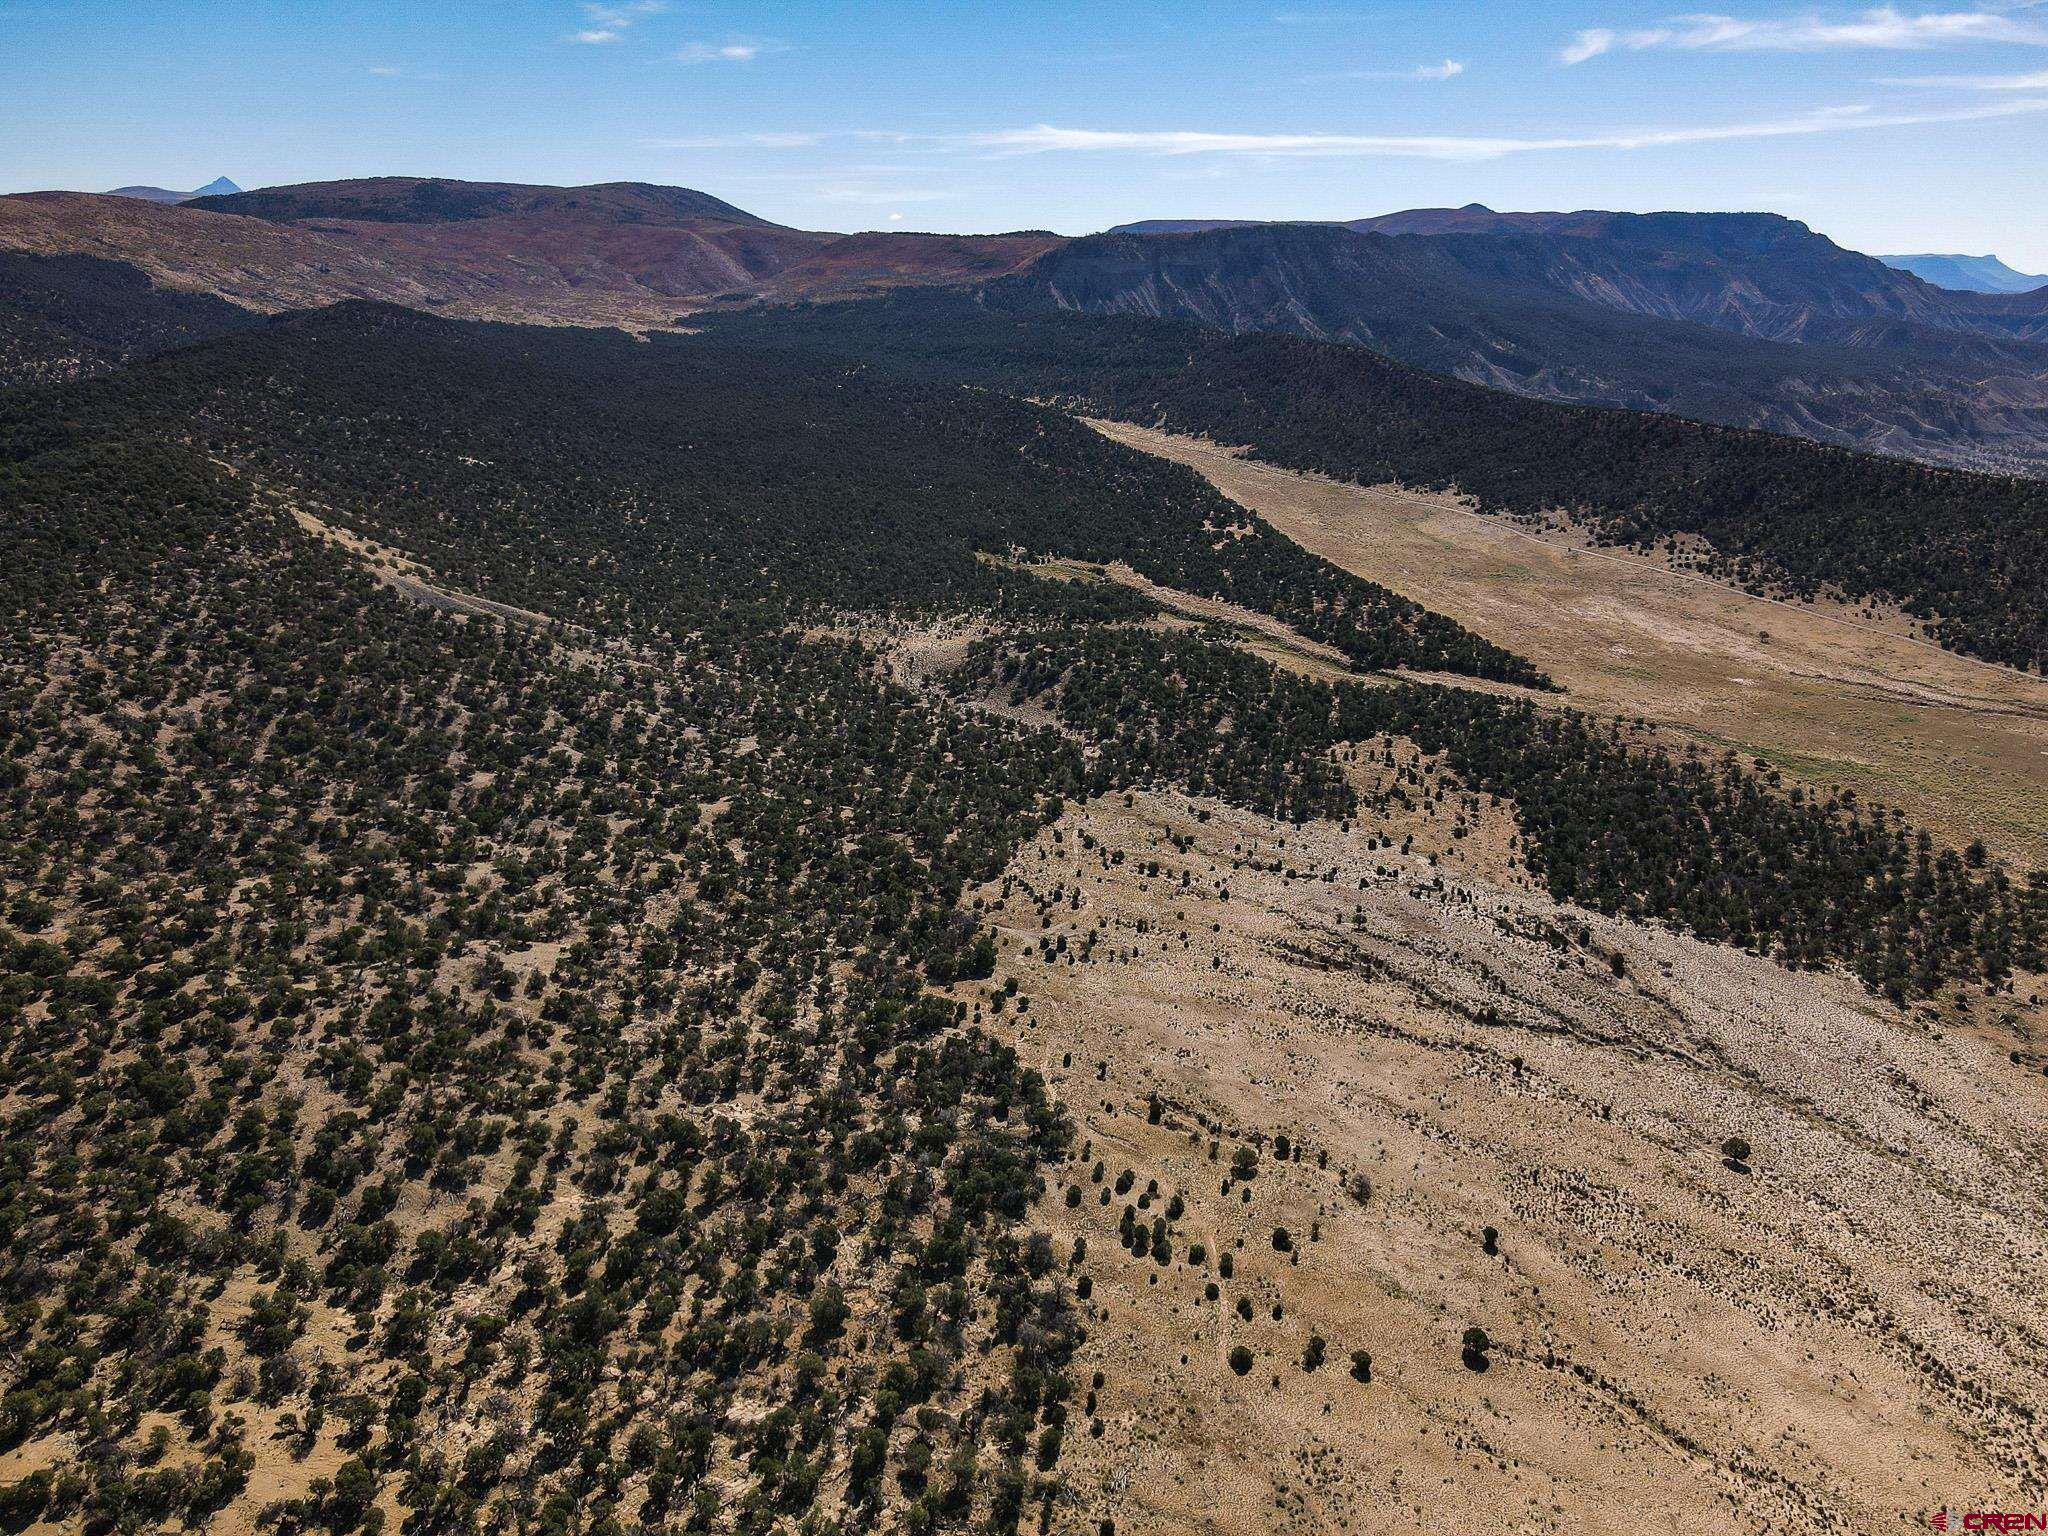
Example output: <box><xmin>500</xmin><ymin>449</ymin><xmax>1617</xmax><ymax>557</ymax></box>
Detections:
<box><xmin>929</xmin><ymin>442</ymin><xmax>2048</xmax><ymax>1529</ymax></box>
<box><xmin>1087</xmin><ymin>421</ymin><xmax>2048</xmax><ymax>869</ymax></box>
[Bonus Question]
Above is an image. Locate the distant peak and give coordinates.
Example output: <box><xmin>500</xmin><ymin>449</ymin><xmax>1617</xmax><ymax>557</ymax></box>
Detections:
<box><xmin>104</xmin><ymin>177</ymin><xmax>242</xmax><ymax>204</ymax></box>
<box><xmin>1877</xmin><ymin>250</ymin><xmax>2048</xmax><ymax>294</ymax></box>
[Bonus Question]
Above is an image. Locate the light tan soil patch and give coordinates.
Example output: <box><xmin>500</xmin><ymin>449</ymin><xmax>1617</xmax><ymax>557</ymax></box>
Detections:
<box><xmin>973</xmin><ymin>787</ymin><xmax>2048</xmax><ymax>1535</ymax></box>
<box><xmin>290</xmin><ymin>503</ymin><xmax>561</xmax><ymax>629</ymax></box>
<box><xmin>1031</xmin><ymin>556</ymin><xmax>1369</xmax><ymax>684</ymax></box>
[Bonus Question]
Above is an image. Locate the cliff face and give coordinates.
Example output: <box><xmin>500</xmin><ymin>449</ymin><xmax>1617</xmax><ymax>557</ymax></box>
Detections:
<box><xmin>8</xmin><ymin>180</ymin><xmax>2048</xmax><ymax>473</ymax></box>
<box><xmin>1001</xmin><ymin>220</ymin><xmax>2048</xmax><ymax>473</ymax></box>
<box><xmin>1883</xmin><ymin>252</ymin><xmax>2048</xmax><ymax>296</ymax></box>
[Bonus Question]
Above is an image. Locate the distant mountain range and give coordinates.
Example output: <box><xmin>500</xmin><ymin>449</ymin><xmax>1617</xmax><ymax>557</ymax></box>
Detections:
<box><xmin>0</xmin><ymin>178</ymin><xmax>1057</xmax><ymax>330</ymax></box>
<box><xmin>1036</xmin><ymin>209</ymin><xmax>2048</xmax><ymax>472</ymax></box>
<box><xmin>106</xmin><ymin>176</ymin><xmax>242</xmax><ymax>205</ymax></box>
<box><xmin>187</xmin><ymin>176</ymin><xmax>757</xmax><ymax>226</ymax></box>
<box><xmin>6</xmin><ymin>180</ymin><xmax>2048</xmax><ymax>472</ymax></box>
<box><xmin>1880</xmin><ymin>252</ymin><xmax>2048</xmax><ymax>295</ymax></box>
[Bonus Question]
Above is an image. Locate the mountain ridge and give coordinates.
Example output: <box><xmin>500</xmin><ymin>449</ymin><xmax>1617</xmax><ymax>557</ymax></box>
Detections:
<box><xmin>187</xmin><ymin>175</ymin><xmax>773</xmax><ymax>228</ymax></box>
<box><xmin>8</xmin><ymin>177</ymin><xmax>2048</xmax><ymax>472</ymax></box>
<box><xmin>1003</xmin><ymin>219</ymin><xmax>2048</xmax><ymax>472</ymax></box>
<box><xmin>1882</xmin><ymin>251</ymin><xmax>2048</xmax><ymax>295</ymax></box>
<box><xmin>0</xmin><ymin>181</ymin><xmax>1059</xmax><ymax>329</ymax></box>
<box><xmin>106</xmin><ymin>175</ymin><xmax>242</xmax><ymax>204</ymax></box>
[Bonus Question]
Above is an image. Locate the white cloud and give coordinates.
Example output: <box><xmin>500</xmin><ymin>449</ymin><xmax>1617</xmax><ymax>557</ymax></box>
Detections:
<box><xmin>1883</xmin><ymin>64</ymin><xmax>2048</xmax><ymax>82</ymax></box>
<box><xmin>677</xmin><ymin>40</ymin><xmax>772</xmax><ymax>63</ymax></box>
<box><xmin>589</xmin><ymin>2</ymin><xmax>665</xmax><ymax>22</ymax></box>
<box><xmin>1562</xmin><ymin>7</ymin><xmax>2048</xmax><ymax>63</ymax></box>
<box><xmin>642</xmin><ymin>132</ymin><xmax>827</xmax><ymax>149</ymax></box>
<box><xmin>1309</xmin><ymin>57</ymin><xmax>1468</xmax><ymax>80</ymax></box>
<box><xmin>632</xmin><ymin>91</ymin><xmax>2048</xmax><ymax>166</ymax></box>
<box><xmin>566</xmin><ymin>1</ymin><xmax>664</xmax><ymax>45</ymax></box>
<box><xmin>1562</xmin><ymin>27</ymin><xmax>1620</xmax><ymax>63</ymax></box>
<box><xmin>970</xmin><ymin>96</ymin><xmax>2048</xmax><ymax>160</ymax></box>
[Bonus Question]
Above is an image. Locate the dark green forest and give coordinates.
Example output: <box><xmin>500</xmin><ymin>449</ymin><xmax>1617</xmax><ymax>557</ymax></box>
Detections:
<box><xmin>10</xmin><ymin>302</ymin><xmax>1540</xmax><ymax>685</ymax></box>
<box><xmin>962</xmin><ymin>628</ymin><xmax>2044</xmax><ymax>1001</ymax></box>
<box><xmin>0</xmin><ymin>253</ymin><xmax>260</xmax><ymax>389</ymax></box>
<box><xmin>0</xmin><ymin>301</ymin><xmax>2040</xmax><ymax>1534</ymax></box>
<box><xmin>697</xmin><ymin>291</ymin><xmax>2048</xmax><ymax>673</ymax></box>
<box><xmin>2</xmin><ymin>356</ymin><xmax>1092</xmax><ymax>1534</ymax></box>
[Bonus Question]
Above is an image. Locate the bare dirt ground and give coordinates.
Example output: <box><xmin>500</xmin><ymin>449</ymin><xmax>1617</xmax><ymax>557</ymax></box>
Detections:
<box><xmin>1020</xmin><ymin>556</ymin><xmax>1369</xmax><ymax>685</ymax></box>
<box><xmin>287</xmin><ymin>502</ymin><xmax>562</xmax><ymax>629</ymax></box>
<box><xmin>968</xmin><ymin>784</ymin><xmax>2048</xmax><ymax>1536</ymax></box>
<box><xmin>1086</xmin><ymin>421</ymin><xmax>2048</xmax><ymax>868</ymax></box>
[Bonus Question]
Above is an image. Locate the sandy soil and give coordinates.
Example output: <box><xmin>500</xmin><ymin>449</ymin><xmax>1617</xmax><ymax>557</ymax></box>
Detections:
<box><xmin>288</xmin><ymin>503</ymin><xmax>562</xmax><ymax>629</ymax></box>
<box><xmin>1020</xmin><ymin>556</ymin><xmax>1370</xmax><ymax>685</ymax></box>
<box><xmin>969</xmin><ymin>784</ymin><xmax>2048</xmax><ymax>1536</ymax></box>
<box><xmin>1085</xmin><ymin>421</ymin><xmax>2048</xmax><ymax>868</ymax></box>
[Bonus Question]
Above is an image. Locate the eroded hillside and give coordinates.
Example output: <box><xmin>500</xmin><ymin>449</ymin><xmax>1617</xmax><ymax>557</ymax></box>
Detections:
<box><xmin>0</xmin><ymin>187</ymin><xmax>1057</xmax><ymax>336</ymax></box>
<box><xmin>972</xmin><ymin>779</ymin><xmax>2047</xmax><ymax>1535</ymax></box>
<box><xmin>1</xmin><ymin>299</ymin><xmax>2042</xmax><ymax>1536</ymax></box>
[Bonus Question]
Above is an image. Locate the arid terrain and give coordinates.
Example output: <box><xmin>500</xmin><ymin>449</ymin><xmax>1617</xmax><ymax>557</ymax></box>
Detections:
<box><xmin>1089</xmin><ymin>420</ymin><xmax>2048</xmax><ymax>868</ymax></box>
<box><xmin>971</xmin><ymin>780</ymin><xmax>2046</xmax><ymax>1535</ymax></box>
<box><xmin>894</xmin><ymin>428</ymin><xmax>2048</xmax><ymax>1534</ymax></box>
<box><xmin>3</xmin><ymin>177</ymin><xmax>2045</xmax><ymax>1536</ymax></box>
<box><xmin>0</xmin><ymin>189</ymin><xmax>1058</xmax><ymax>330</ymax></box>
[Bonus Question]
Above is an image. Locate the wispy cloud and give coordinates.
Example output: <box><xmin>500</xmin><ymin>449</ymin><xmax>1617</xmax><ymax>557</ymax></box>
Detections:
<box><xmin>630</xmin><ymin>91</ymin><xmax>2048</xmax><ymax>166</ymax></box>
<box><xmin>642</xmin><ymin>132</ymin><xmax>827</xmax><ymax>149</ymax></box>
<box><xmin>1562</xmin><ymin>7</ymin><xmax>2048</xmax><ymax>64</ymax></box>
<box><xmin>676</xmin><ymin>39</ymin><xmax>778</xmax><ymax>63</ymax></box>
<box><xmin>1882</xmin><ymin>64</ymin><xmax>2048</xmax><ymax>82</ymax></box>
<box><xmin>566</xmin><ymin>1</ymin><xmax>664</xmax><ymax>45</ymax></box>
<box><xmin>1318</xmin><ymin>57</ymin><xmax>1468</xmax><ymax>80</ymax></box>
<box><xmin>1561</xmin><ymin>28</ymin><xmax>1623</xmax><ymax>64</ymax></box>
<box><xmin>968</xmin><ymin>97</ymin><xmax>2048</xmax><ymax>159</ymax></box>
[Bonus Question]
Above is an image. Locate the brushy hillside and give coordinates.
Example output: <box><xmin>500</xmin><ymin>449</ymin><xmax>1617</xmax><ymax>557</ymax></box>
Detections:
<box><xmin>699</xmin><ymin>292</ymin><xmax>2048</xmax><ymax>674</ymax></box>
<box><xmin>0</xmin><ymin>251</ymin><xmax>258</xmax><ymax>388</ymax></box>
<box><xmin>0</xmin><ymin>306</ymin><xmax>2038</xmax><ymax>1535</ymax></box>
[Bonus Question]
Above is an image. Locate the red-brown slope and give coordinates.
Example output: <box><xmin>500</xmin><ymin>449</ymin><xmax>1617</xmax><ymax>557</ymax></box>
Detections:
<box><xmin>0</xmin><ymin>192</ymin><xmax>449</xmax><ymax>313</ymax></box>
<box><xmin>0</xmin><ymin>184</ymin><xmax>1067</xmax><ymax>328</ymax></box>
<box><xmin>187</xmin><ymin>176</ymin><xmax>772</xmax><ymax>228</ymax></box>
<box><xmin>762</xmin><ymin>230</ymin><xmax>1063</xmax><ymax>300</ymax></box>
<box><xmin>257</xmin><ymin>211</ymin><xmax>837</xmax><ymax>316</ymax></box>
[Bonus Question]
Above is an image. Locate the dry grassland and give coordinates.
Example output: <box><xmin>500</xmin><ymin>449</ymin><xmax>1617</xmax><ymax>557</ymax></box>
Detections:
<box><xmin>1086</xmin><ymin>421</ymin><xmax>2048</xmax><ymax>868</ymax></box>
<box><xmin>973</xmin><ymin>785</ymin><xmax>2048</xmax><ymax>1536</ymax></box>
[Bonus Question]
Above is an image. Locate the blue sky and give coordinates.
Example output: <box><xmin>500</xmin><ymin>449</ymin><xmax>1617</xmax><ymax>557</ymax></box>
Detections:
<box><xmin>5</xmin><ymin>0</ymin><xmax>2046</xmax><ymax>266</ymax></box>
